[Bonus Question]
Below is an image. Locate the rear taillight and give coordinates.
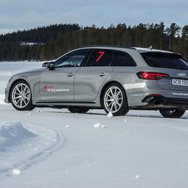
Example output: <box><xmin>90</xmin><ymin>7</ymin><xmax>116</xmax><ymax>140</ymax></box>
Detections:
<box><xmin>137</xmin><ymin>72</ymin><xmax>169</xmax><ymax>80</ymax></box>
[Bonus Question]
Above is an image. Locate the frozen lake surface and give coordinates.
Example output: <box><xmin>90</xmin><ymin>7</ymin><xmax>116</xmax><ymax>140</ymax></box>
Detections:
<box><xmin>0</xmin><ymin>61</ymin><xmax>188</xmax><ymax>188</ymax></box>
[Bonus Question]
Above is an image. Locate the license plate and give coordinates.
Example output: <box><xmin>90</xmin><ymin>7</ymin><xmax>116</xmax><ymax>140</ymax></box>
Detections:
<box><xmin>171</xmin><ymin>79</ymin><xmax>188</xmax><ymax>86</ymax></box>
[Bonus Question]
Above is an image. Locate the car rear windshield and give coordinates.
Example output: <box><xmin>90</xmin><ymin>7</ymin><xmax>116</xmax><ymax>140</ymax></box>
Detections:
<box><xmin>141</xmin><ymin>52</ymin><xmax>188</xmax><ymax>70</ymax></box>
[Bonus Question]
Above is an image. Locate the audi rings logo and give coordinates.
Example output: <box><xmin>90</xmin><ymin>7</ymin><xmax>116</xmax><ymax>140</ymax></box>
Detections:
<box><xmin>44</xmin><ymin>85</ymin><xmax>53</xmax><ymax>89</ymax></box>
<box><xmin>177</xmin><ymin>73</ymin><xmax>186</xmax><ymax>77</ymax></box>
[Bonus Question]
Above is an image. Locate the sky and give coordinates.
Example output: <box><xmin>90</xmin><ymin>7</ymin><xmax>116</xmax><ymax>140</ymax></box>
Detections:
<box><xmin>0</xmin><ymin>0</ymin><xmax>188</xmax><ymax>34</ymax></box>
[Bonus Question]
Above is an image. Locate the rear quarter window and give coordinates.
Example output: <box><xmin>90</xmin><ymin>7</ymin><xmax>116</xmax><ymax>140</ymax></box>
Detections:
<box><xmin>113</xmin><ymin>51</ymin><xmax>136</xmax><ymax>66</ymax></box>
<box><xmin>141</xmin><ymin>52</ymin><xmax>188</xmax><ymax>70</ymax></box>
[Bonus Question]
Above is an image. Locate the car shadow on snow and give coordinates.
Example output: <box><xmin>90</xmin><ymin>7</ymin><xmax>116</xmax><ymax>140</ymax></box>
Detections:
<box><xmin>34</xmin><ymin>108</ymin><xmax>188</xmax><ymax>120</ymax></box>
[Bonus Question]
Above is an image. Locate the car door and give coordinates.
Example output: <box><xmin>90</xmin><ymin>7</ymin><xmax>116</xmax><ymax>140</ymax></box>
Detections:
<box><xmin>74</xmin><ymin>49</ymin><xmax>114</xmax><ymax>102</ymax></box>
<box><xmin>40</xmin><ymin>49</ymin><xmax>90</xmax><ymax>102</ymax></box>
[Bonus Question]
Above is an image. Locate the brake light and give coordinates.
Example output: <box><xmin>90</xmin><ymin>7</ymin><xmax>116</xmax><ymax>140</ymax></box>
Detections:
<box><xmin>137</xmin><ymin>72</ymin><xmax>169</xmax><ymax>80</ymax></box>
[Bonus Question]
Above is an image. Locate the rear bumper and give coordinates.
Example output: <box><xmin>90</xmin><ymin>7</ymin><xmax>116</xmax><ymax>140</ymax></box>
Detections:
<box><xmin>142</xmin><ymin>95</ymin><xmax>188</xmax><ymax>109</ymax></box>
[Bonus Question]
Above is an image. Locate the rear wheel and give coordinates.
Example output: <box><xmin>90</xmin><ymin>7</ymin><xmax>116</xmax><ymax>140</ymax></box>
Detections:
<box><xmin>10</xmin><ymin>81</ymin><xmax>35</xmax><ymax>111</ymax></box>
<box><xmin>68</xmin><ymin>108</ymin><xmax>90</xmax><ymax>113</ymax></box>
<box><xmin>159</xmin><ymin>109</ymin><xmax>185</xmax><ymax>118</ymax></box>
<box><xmin>103</xmin><ymin>83</ymin><xmax>129</xmax><ymax>116</ymax></box>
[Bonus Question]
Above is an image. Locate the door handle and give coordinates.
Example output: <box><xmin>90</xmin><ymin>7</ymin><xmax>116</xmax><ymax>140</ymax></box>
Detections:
<box><xmin>67</xmin><ymin>73</ymin><xmax>74</xmax><ymax>77</ymax></box>
<box><xmin>99</xmin><ymin>73</ymin><xmax>106</xmax><ymax>77</ymax></box>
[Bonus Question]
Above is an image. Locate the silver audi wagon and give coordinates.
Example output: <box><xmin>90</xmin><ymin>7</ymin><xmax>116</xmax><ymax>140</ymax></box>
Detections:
<box><xmin>4</xmin><ymin>46</ymin><xmax>188</xmax><ymax>118</ymax></box>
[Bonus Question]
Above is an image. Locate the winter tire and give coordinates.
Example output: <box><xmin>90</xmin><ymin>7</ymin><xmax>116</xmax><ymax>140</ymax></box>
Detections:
<box><xmin>159</xmin><ymin>109</ymin><xmax>185</xmax><ymax>118</ymax></box>
<box><xmin>68</xmin><ymin>108</ymin><xmax>90</xmax><ymax>113</ymax></box>
<box><xmin>10</xmin><ymin>81</ymin><xmax>35</xmax><ymax>111</ymax></box>
<box><xmin>103</xmin><ymin>83</ymin><xmax>129</xmax><ymax>116</ymax></box>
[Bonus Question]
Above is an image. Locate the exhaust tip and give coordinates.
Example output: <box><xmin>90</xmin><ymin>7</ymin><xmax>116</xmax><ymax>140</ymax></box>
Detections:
<box><xmin>142</xmin><ymin>94</ymin><xmax>164</xmax><ymax>105</ymax></box>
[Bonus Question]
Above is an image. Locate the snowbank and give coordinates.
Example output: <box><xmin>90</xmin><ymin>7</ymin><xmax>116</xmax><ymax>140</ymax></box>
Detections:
<box><xmin>0</xmin><ymin>122</ymin><xmax>35</xmax><ymax>152</ymax></box>
<box><xmin>0</xmin><ymin>121</ymin><xmax>64</xmax><ymax>178</ymax></box>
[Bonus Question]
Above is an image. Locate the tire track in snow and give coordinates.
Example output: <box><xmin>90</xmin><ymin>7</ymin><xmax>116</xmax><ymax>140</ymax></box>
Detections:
<box><xmin>0</xmin><ymin>122</ymin><xmax>65</xmax><ymax>179</ymax></box>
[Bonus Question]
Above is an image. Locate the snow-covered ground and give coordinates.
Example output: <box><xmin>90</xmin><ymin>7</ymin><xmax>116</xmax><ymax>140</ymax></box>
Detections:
<box><xmin>1</xmin><ymin>61</ymin><xmax>188</xmax><ymax>188</ymax></box>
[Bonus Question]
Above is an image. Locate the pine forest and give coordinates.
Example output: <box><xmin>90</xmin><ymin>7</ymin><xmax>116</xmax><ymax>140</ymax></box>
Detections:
<box><xmin>0</xmin><ymin>22</ymin><xmax>188</xmax><ymax>62</ymax></box>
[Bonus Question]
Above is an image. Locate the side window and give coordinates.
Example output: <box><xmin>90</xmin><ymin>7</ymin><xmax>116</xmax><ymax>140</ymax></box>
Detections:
<box><xmin>113</xmin><ymin>51</ymin><xmax>136</xmax><ymax>66</ymax></box>
<box><xmin>55</xmin><ymin>49</ymin><xmax>90</xmax><ymax>68</ymax></box>
<box><xmin>86</xmin><ymin>49</ymin><xmax>112</xmax><ymax>66</ymax></box>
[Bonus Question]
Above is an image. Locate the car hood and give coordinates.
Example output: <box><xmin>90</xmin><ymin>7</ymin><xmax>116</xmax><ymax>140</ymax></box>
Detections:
<box><xmin>13</xmin><ymin>68</ymin><xmax>44</xmax><ymax>77</ymax></box>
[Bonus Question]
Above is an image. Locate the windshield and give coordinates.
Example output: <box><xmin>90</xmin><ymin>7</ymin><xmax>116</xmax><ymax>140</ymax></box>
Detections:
<box><xmin>141</xmin><ymin>52</ymin><xmax>188</xmax><ymax>70</ymax></box>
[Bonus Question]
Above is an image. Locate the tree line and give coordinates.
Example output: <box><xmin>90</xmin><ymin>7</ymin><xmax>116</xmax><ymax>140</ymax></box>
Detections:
<box><xmin>0</xmin><ymin>22</ymin><xmax>188</xmax><ymax>61</ymax></box>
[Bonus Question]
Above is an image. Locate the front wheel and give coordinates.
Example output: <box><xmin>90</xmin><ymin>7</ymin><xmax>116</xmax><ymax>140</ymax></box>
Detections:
<box><xmin>10</xmin><ymin>81</ymin><xmax>35</xmax><ymax>111</ymax></box>
<box><xmin>103</xmin><ymin>83</ymin><xmax>129</xmax><ymax>116</ymax></box>
<box><xmin>159</xmin><ymin>109</ymin><xmax>185</xmax><ymax>118</ymax></box>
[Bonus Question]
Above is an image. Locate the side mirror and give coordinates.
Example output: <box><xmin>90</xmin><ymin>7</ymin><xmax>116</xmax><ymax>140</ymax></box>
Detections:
<box><xmin>47</xmin><ymin>62</ymin><xmax>55</xmax><ymax>70</ymax></box>
<box><xmin>42</xmin><ymin>62</ymin><xmax>49</xmax><ymax>67</ymax></box>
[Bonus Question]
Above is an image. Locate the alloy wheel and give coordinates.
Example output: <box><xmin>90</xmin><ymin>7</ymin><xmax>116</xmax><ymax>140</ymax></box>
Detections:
<box><xmin>104</xmin><ymin>86</ymin><xmax>124</xmax><ymax>113</ymax></box>
<box><xmin>12</xmin><ymin>83</ymin><xmax>32</xmax><ymax>109</ymax></box>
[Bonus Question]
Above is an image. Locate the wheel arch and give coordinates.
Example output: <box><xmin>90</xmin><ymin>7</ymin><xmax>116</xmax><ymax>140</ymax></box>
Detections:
<box><xmin>100</xmin><ymin>81</ymin><xmax>128</xmax><ymax>107</ymax></box>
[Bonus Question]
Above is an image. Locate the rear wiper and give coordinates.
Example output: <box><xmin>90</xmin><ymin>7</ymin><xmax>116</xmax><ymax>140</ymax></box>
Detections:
<box><xmin>176</xmin><ymin>66</ymin><xmax>188</xmax><ymax>70</ymax></box>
